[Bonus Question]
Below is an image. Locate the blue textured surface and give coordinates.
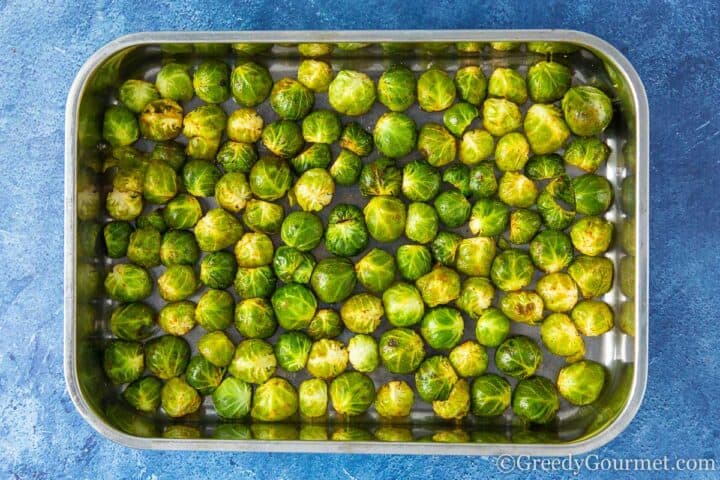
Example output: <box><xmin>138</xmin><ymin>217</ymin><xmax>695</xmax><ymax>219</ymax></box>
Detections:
<box><xmin>1</xmin><ymin>0</ymin><xmax>719</xmax><ymax>478</ymax></box>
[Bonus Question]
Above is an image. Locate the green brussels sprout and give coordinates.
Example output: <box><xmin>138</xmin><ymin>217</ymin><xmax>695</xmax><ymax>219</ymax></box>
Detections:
<box><xmin>562</xmin><ymin>86</ymin><xmax>614</xmax><ymax>136</ymax></box>
<box><xmin>307</xmin><ymin>338</ymin><xmax>349</xmax><ymax>379</ymax></box>
<box><xmin>103</xmin><ymin>106</ymin><xmax>139</xmax><ymax>147</ymax></box>
<box><xmin>139</xmin><ymin>99</ymin><xmax>183</xmax><ymax>142</ymax></box>
<box><xmin>110</xmin><ymin>302</ymin><xmax>155</xmax><ymax>341</ymax></box>
<box><xmin>274</xmin><ymin>331</ymin><xmax>312</xmax><ymax>372</ymax></box>
<box><xmin>118</xmin><ymin>79</ymin><xmax>159</xmax><ymax>113</ymax></box>
<box><xmin>251</xmin><ymin>377</ymin><xmax>298</xmax><ymax>422</ymax></box>
<box><xmin>183</xmin><ymin>104</ymin><xmax>226</xmax><ymax>145</ymax></box>
<box><xmin>471</xmin><ymin>374</ymin><xmax>511</xmax><ymax>416</ymax></box>
<box><xmin>105</xmin><ymin>190</ymin><xmax>143</xmax><ymax>221</ymax></box>
<box><xmin>405</xmin><ymin>202</ymin><xmax>439</xmax><ymax>244</ymax></box>
<box><xmin>155</xmin><ymin>63</ymin><xmax>193</xmax><ymax>102</ymax></box>
<box><xmin>375</xmin><ymin>381</ymin><xmax>414</xmax><ymax>418</ymax></box>
<box><xmin>570</xmin><ymin>216</ymin><xmax>614</xmax><ymax>256</ymax></box>
<box><xmin>325</xmin><ymin>204</ymin><xmax>369</xmax><ymax>257</ymax></box>
<box><xmin>103</xmin><ymin>221</ymin><xmax>132</xmax><ymax>258</ymax></box>
<box><xmin>382</xmin><ymin>282</ymin><xmax>425</xmax><ymax>327</ymax></box>
<box><xmin>299</xmin><ymin>378</ymin><xmax>328</xmax><ymax>417</ymax></box>
<box><xmin>457</xmin><ymin>277</ymin><xmax>495</xmax><ymax>318</ymax></box>
<box><xmin>330</xmin><ymin>149</ymin><xmax>363</xmax><ymax>186</ymax></box>
<box><xmin>449</xmin><ymin>341</ymin><xmax>488</xmax><ymax>377</ymax></box>
<box><xmin>527</xmin><ymin>61</ymin><xmax>572</xmax><ymax>103</ymax></box>
<box><xmin>512</xmin><ymin>376</ymin><xmax>560</xmax><ymax>424</ymax></box>
<box><xmin>432</xmin><ymin>378</ymin><xmax>471</xmax><ymax>420</ymax></box>
<box><xmin>163</xmin><ymin>194</ymin><xmax>202</xmax><ymax>230</ymax></box>
<box><xmin>271</xmin><ymin>283</ymin><xmax>317</xmax><ymax>330</ymax></box>
<box><xmin>307</xmin><ymin>309</ymin><xmax>342</xmax><ymax>340</ymax></box>
<box><xmin>347</xmin><ymin>334</ymin><xmax>379</xmax><ymax>373</ymax></box>
<box><xmin>460</xmin><ymin>129</ymin><xmax>494</xmax><ymax>165</ymax></box>
<box><xmin>297</xmin><ymin>59</ymin><xmax>333</xmax><ymax>92</ymax></box>
<box><xmin>234</xmin><ymin>232</ymin><xmax>274</xmax><ymax>268</ymax></box>
<box><xmin>373</xmin><ymin>112</ymin><xmax>417</xmax><ymax>159</ymax></box>
<box><xmin>289</xmin><ymin>143</ymin><xmax>332</xmax><ymax>174</ymax></box>
<box><xmin>379</xmin><ymin>328</ymin><xmax>425</xmax><ymax>374</ymax></box>
<box><xmin>568</xmin><ymin>255</ymin><xmax>614</xmax><ymax>299</ymax></box>
<box><xmin>418</xmin><ymin>123</ymin><xmax>457</xmax><ymax>167</ymax></box>
<box><xmin>230</xmin><ymin>61</ymin><xmax>272</xmax><ymax>107</ymax></box>
<box><xmin>158</xmin><ymin>301</ymin><xmax>196</xmax><ymax>336</ymax></box>
<box><xmin>234</xmin><ymin>297</ymin><xmax>277</xmax><ymax>338</ymax></box>
<box><xmin>525</xmin><ymin>154</ymin><xmax>565</xmax><ymax>181</ymax></box>
<box><xmin>191</xmin><ymin>60</ymin><xmax>230</xmax><ymax>104</ymax></box>
<box><xmin>229</xmin><ymin>339</ymin><xmax>277</xmax><ymax>384</ymax></box>
<box><xmin>159</xmin><ymin>230</ymin><xmax>198</xmax><ymax>267</ymax></box>
<box><xmin>421</xmin><ymin>307</ymin><xmax>464</xmax><ymax>350</ymax></box>
<box><xmin>415</xmin><ymin>356</ymin><xmax>458</xmax><ymax>402</ymax></box>
<box><xmin>242</xmin><ymin>199</ymin><xmax>284</xmax><ymax>234</ymax></box>
<box><xmin>248</xmin><ymin>156</ymin><xmax>293</xmax><ymax>201</ymax></box>
<box><xmin>416</xmin><ymin>265</ymin><xmax>461</xmax><ymax>307</ymax></box>
<box><xmin>341</xmin><ymin>293</ymin><xmax>384</xmax><ymax>334</ymax></box>
<box><xmin>301</xmin><ymin>110</ymin><xmax>341</xmax><ymax>144</ymax></box>
<box><xmin>572</xmin><ymin>174</ymin><xmax>614</xmax><ymax>215</ymax></box>
<box><xmin>455</xmin><ymin>66</ymin><xmax>487</xmax><ymax>106</ymax></box>
<box><xmin>360</xmin><ymin>157</ymin><xmax>402</xmax><ymax>197</ymax></box>
<box><xmin>328</xmin><ymin>70</ymin><xmax>376</xmax><ymax>116</ymax></box>
<box><xmin>540</xmin><ymin>313</ymin><xmax>585</xmax><ymax>358</ymax></box>
<box><xmin>142</xmin><ymin>162</ymin><xmax>178</xmax><ymax>205</ymax></box>
<box><xmin>216</xmin><ymin>141</ymin><xmax>258</xmax><ymax>174</ymax></box>
<box><xmin>430</xmin><ymin>231</ymin><xmax>462</xmax><ymax>266</ymax></box>
<box><xmin>157</xmin><ymin>265</ymin><xmax>197</xmax><ymax>301</ymax></box>
<box><xmin>469</xmin><ymin>198</ymin><xmax>509</xmax><ymax>236</ymax></box>
<box><xmin>185</xmin><ymin>355</ymin><xmax>224</xmax><ymax>395</ymax></box>
<box><xmin>377</xmin><ymin>65</ymin><xmax>416</xmax><ymax>112</ymax></box>
<box><xmin>195</xmin><ymin>208</ymin><xmax>244</xmax><ymax>252</ymax></box>
<box><xmin>123</xmin><ymin>376</ymin><xmax>162</xmax><ymax>412</ymax></box>
<box><xmin>495</xmin><ymin>336</ymin><xmax>543</xmax><ymax>379</ymax></box>
<box><xmin>572</xmin><ymin>300</ymin><xmax>614</xmax><ymax>336</ymax></box>
<box><xmin>402</xmin><ymin>160</ymin><xmax>441</xmax><ymax>202</ymax></box>
<box><xmin>212</xmin><ymin>377</ymin><xmax>252</xmax><ymax>419</ymax></box>
<box><xmin>475</xmin><ymin>307</ymin><xmax>510</xmax><ymax>348</ymax></box>
<box><xmin>227</xmin><ymin>108</ymin><xmax>264</xmax><ymax>143</ymax></box>
<box><xmin>161</xmin><ymin>377</ymin><xmax>201</xmax><ymax>418</ymax></box>
<box><xmin>468</xmin><ymin>162</ymin><xmax>498</xmax><ymax>198</ymax></box>
<box><xmin>433</xmin><ymin>190</ymin><xmax>471</xmax><ymax>228</ymax></box>
<box><xmin>195</xmin><ymin>289</ymin><xmax>234</xmax><ymax>331</ymax></box>
<box><xmin>197</xmin><ymin>331</ymin><xmax>235</xmax><ymax>368</ymax></box>
<box><xmin>103</xmin><ymin>340</ymin><xmax>144</xmax><ymax>384</ymax></box>
<box><xmin>272</xmin><ymin>246</ymin><xmax>315</xmax><ymax>284</ymax></box>
<box><xmin>456</xmin><ymin>237</ymin><xmax>496</xmax><ymax>277</ymax></box>
<box><xmin>112</xmin><ymin>166</ymin><xmax>144</xmax><ymax>195</ymax></box>
<box><xmin>488</xmin><ymin>67</ymin><xmax>527</xmax><ymax>104</ymax></box>
<box><xmin>280</xmin><ymin>211</ymin><xmax>323</xmax><ymax>252</ymax></box>
<box><xmin>339</xmin><ymin>122</ymin><xmax>373</xmax><ymax>157</ymax></box>
<box><xmin>182</xmin><ymin>159</ymin><xmax>222</xmax><ymax>197</ymax></box>
<box><xmin>311</xmin><ymin>257</ymin><xmax>357</xmax><ymax>303</ymax></box>
<box><xmin>363</xmin><ymin>196</ymin><xmax>406</xmax><ymax>243</ymax></box>
<box><xmin>298</xmin><ymin>42</ymin><xmax>334</xmax><ymax>57</ymax></box>
<box><xmin>482</xmin><ymin>98</ymin><xmax>522</xmax><ymax>137</ymax></box>
<box><xmin>557</xmin><ymin>360</ymin><xmax>606</xmax><ymax>406</ymax></box>
<box><xmin>330</xmin><ymin>372</ymin><xmax>375</xmax><ymax>416</ymax></box>
<box><xmin>494</xmin><ymin>132</ymin><xmax>529</xmax><ymax>171</ymax></box>
<box><xmin>537</xmin><ymin>272</ymin><xmax>579</xmax><ymax>313</ymax></box>
<box><xmin>529</xmin><ymin>230</ymin><xmax>573</xmax><ymax>273</ymax></box>
<box><xmin>261</xmin><ymin>120</ymin><xmax>304</xmax><ymax>159</ymax></box>
<box><xmin>537</xmin><ymin>175</ymin><xmax>576</xmax><ymax>229</ymax></box>
<box><xmin>198</xmin><ymin>251</ymin><xmax>237</xmax><ymax>290</ymax></box>
<box><xmin>508</xmin><ymin>209</ymin><xmax>542</xmax><ymax>245</ymax></box>
<box><xmin>234</xmin><ymin>265</ymin><xmax>277</xmax><ymax>298</ymax></box>
<box><xmin>524</xmin><ymin>104</ymin><xmax>571</xmax><ymax>155</ymax></box>
<box><xmin>136</xmin><ymin>211</ymin><xmax>166</xmax><ymax>233</ymax></box>
<box><xmin>500</xmin><ymin>291</ymin><xmax>545</xmax><ymax>325</ymax></box>
<box><xmin>442</xmin><ymin>102</ymin><xmax>479</xmax><ymax>137</ymax></box>
<box><xmin>150</xmin><ymin>141</ymin><xmax>186</xmax><ymax>172</ymax></box>
<box><xmin>396</xmin><ymin>244</ymin><xmax>433</xmax><ymax>281</ymax></box>
<box><xmin>490</xmin><ymin>249</ymin><xmax>534</xmax><ymax>292</ymax></box>
<box><xmin>417</xmin><ymin>68</ymin><xmax>456</xmax><ymax>112</ymax></box>
<box><xmin>564</xmin><ymin>137</ymin><xmax>611</xmax><ymax>173</ymax></box>
<box><xmin>214</xmin><ymin>172</ymin><xmax>252</xmax><ymax>214</ymax></box>
<box><xmin>145</xmin><ymin>335</ymin><xmax>191</xmax><ymax>380</ymax></box>
<box><xmin>270</xmin><ymin>78</ymin><xmax>314</xmax><ymax>120</ymax></box>
<box><xmin>442</xmin><ymin>164</ymin><xmax>472</xmax><ymax>196</ymax></box>
<box><xmin>104</xmin><ymin>264</ymin><xmax>152</xmax><ymax>302</ymax></box>
<box><xmin>355</xmin><ymin>248</ymin><xmax>396</xmax><ymax>293</ymax></box>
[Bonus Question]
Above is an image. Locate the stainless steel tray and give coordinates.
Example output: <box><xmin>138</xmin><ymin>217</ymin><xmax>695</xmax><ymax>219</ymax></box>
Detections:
<box><xmin>64</xmin><ymin>30</ymin><xmax>648</xmax><ymax>455</ymax></box>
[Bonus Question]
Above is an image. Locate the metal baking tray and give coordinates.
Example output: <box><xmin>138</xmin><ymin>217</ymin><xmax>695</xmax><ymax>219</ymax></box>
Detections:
<box><xmin>64</xmin><ymin>30</ymin><xmax>648</xmax><ymax>455</ymax></box>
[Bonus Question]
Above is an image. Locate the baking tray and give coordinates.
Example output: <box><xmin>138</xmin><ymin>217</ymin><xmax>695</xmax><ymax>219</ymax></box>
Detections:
<box><xmin>64</xmin><ymin>30</ymin><xmax>648</xmax><ymax>455</ymax></box>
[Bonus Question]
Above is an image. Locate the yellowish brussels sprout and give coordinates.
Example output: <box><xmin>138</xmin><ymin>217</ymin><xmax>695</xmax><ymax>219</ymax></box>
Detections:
<box><xmin>421</xmin><ymin>307</ymin><xmax>464</xmax><ymax>350</ymax></box>
<box><xmin>297</xmin><ymin>59</ymin><xmax>333</xmax><ymax>92</ymax></box>
<box><xmin>402</xmin><ymin>160</ymin><xmax>441</xmax><ymax>202</ymax></box>
<box><xmin>329</xmin><ymin>70</ymin><xmax>376</xmax><ymax>116</ymax></box>
<box><xmin>500</xmin><ymin>291</ymin><xmax>544</xmax><ymax>325</ymax></box>
<box><xmin>271</xmin><ymin>283</ymin><xmax>318</xmax><ymax>330</ymax></box>
<box><xmin>416</xmin><ymin>265</ymin><xmax>461</xmax><ymax>307</ymax></box>
<box><xmin>161</xmin><ymin>378</ymin><xmax>201</xmax><ymax>418</ymax></box>
<box><xmin>377</xmin><ymin>65</ymin><xmax>416</xmax><ymax>112</ymax></box>
<box><xmin>355</xmin><ymin>248</ymin><xmax>396</xmax><ymax>294</ymax></box>
<box><xmin>495</xmin><ymin>132</ymin><xmax>530</xmax><ymax>171</ymax></box>
<box><xmin>536</xmin><ymin>272</ymin><xmax>579</xmax><ymax>313</ymax></box>
<box><xmin>540</xmin><ymin>313</ymin><xmax>585</xmax><ymax>359</ymax></box>
<box><xmin>291</xmin><ymin>168</ymin><xmax>335</xmax><ymax>212</ymax></box>
<box><xmin>339</xmin><ymin>122</ymin><xmax>373</xmax><ymax>157</ymax></box>
<box><xmin>106</xmin><ymin>190</ymin><xmax>143</xmax><ymax>221</ymax></box>
<box><xmin>330</xmin><ymin>372</ymin><xmax>375</xmax><ymax>416</ymax></box>
<box><xmin>527</xmin><ymin>61</ymin><xmax>572</xmax><ymax>103</ymax></box>
<box><xmin>417</xmin><ymin>68</ymin><xmax>456</xmax><ymax>112</ymax></box>
<box><xmin>194</xmin><ymin>208</ymin><xmax>244</xmax><ymax>252</ymax></box>
<box><xmin>523</xmin><ymin>104</ymin><xmax>571</xmax><ymax>155</ymax></box>
<box><xmin>234</xmin><ymin>298</ymin><xmax>277</xmax><ymax>339</ymax></box>
<box><xmin>227</xmin><ymin>108</ymin><xmax>264</xmax><ymax>143</ymax></box>
<box><xmin>229</xmin><ymin>339</ymin><xmax>277</xmax><ymax>384</ymax></box>
<box><xmin>347</xmin><ymin>334</ymin><xmax>379</xmax><ymax>373</ymax></box>
<box><xmin>557</xmin><ymin>360</ymin><xmax>606</xmax><ymax>406</ymax></box>
<box><xmin>298</xmin><ymin>42</ymin><xmax>334</xmax><ymax>57</ymax></box>
<box><xmin>509</xmin><ymin>209</ymin><xmax>542</xmax><ymax>245</ymax></box>
<box><xmin>373</xmin><ymin>112</ymin><xmax>417</xmax><ymax>158</ymax></box>
<box><xmin>564</xmin><ymin>137</ymin><xmax>611</xmax><ymax>173</ymax></box>
<box><xmin>214</xmin><ymin>172</ymin><xmax>252</xmax><ymax>214</ymax></box>
<box><xmin>363</xmin><ymin>196</ymin><xmax>406</xmax><ymax>243</ymax></box>
<box><xmin>139</xmin><ymin>99</ymin><xmax>183</xmax><ymax>142</ymax></box>
<box><xmin>449</xmin><ymin>341</ymin><xmax>488</xmax><ymax>377</ymax></box>
<box><xmin>418</xmin><ymin>123</ymin><xmax>457</xmax><ymax>167</ymax></box>
<box><xmin>456</xmin><ymin>237</ymin><xmax>496</xmax><ymax>277</ymax></box>
<box><xmin>443</xmin><ymin>102</ymin><xmax>479</xmax><ymax>137</ymax></box>
<box><xmin>251</xmin><ymin>377</ymin><xmax>298</xmax><ymax>422</ymax></box>
<box><xmin>455</xmin><ymin>66</ymin><xmax>487</xmax><ymax>106</ymax></box>
<box><xmin>459</xmin><ymin>129</ymin><xmax>495</xmax><ymax>165</ymax></box>
<box><xmin>457</xmin><ymin>277</ymin><xmax>495</xmax><ymax>319</ymax></box>
<box><xmin>375</xmin><ymin>380</ymin><xmax>414</xmax><ymax>418</ymax></box>
<box><xmin>156</xmin><ymin>63</ymin><xmax>193</xmax><ymax>101</ymax></box>
<box><xmin>568</xmin><ymin>255</ymin><xmax>614</xmax><ymax>298</ymax></box>
<box><xmin>497</xmin><ymin>171</ymin><xmax>538</xmax><ymax>208</ymax></box>
<box><xmin>329</xmin><ymin>149</ymin><xmax>363</xmax><ymax>186</ymax></box>
<box><xmin>341</xmin><ymin>293</ymin><xmax>384</xmax><ymax>334</ymax></box>
<box><xmin>118</xmin><ymin>79</ymin><xmax>159</xmax><ymax>113</ymax></box>
<box><xmin>104</xmin><ymin>263</ymin><xmax>152</xmax><ymax>302</ymax></box>
<box><xmin>488</xmin><ymin>67</ymin><xmax>527</xmax><ymax>104</ymax></box>
<box><xmin>530</xmin><ymin>229</ymin><xmax>574</xmax><ymax>273</ymax></box>
<box><xmin>562</xmin><ymin>85</ymin><xmax>614</xmax><ymax>136</ymax></box>
<box><xmin>379</xmin><ymin>328</ymin><xmax>425</xmax><ymax>374</ymax></box>
<box><xmin>570</xmin><ymin>216</ymin><xmax>614</xmax><ymax>256</ymax></box>
<box><xmin>491</xmin><ymin>249</ymin><xmax>534</xmax><ymax>292</ymax></box>
<box><xmin>290</xmin><ymin>143</ymin><xmax>332</xmax><ymax>173</ymax></box>
<box><xmin>572</xmin><ymin>300</ymin><xmax>615</xmax><ymax>336</ymax></box>
<box><xmin>212</xmin><ymin>377</ymin><xmax>252</xmax><ymax>420</ymax></box>
<box><xmin>482</xmin><ymin>98</ymin><xmax>522</xmax><ymax>136</ymax></box>
<box><xmin>405</xmin><ymin>202</ymin><xmax>439</xmax><ymax>244</ymax></box>
<box><xmin>299</xmin><ymin>378</ymin><xmax>328</xmax><ymax>418</ymax></box>
<box><xmin>469</xmin><ymin>198</ymin><xmax>509</xmax><ymax>236</ymax></box>
<box><xmin>270</xmin><ymin>77</ymin><xmax>314</xmax><ymax>120</ymax></box>
<box><xmin>243</xmin><ymin>199</ymin><xmax>284</xmax><ymax>235</ymax></box>
<box><xmin>307</xmin><ymin>338</ymin><xmax>348</xmax><ymax>379</ymax></box>
<box><xmin>158</xmin><ymin>301</ymin><xmax>196</xmax><ymax>336</ymax></box>
<box><xmin>432</xmin><ymin>378</ymin><xmax>471</xmax><ymax>420</ymax></box>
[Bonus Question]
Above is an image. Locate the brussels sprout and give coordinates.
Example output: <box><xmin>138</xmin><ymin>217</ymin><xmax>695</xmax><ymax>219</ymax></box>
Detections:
<box><xmin>110</xmin><ymin>302</ymin><xmax>155</xmax><ymax>341</ymax></box>
<box><xmin>500</xmin><ymin>291</ymin><xmax>544</xmax><ymax>325</ymax></box>
<box><xmin>524</xmin><ymin>104</ymin><xmax>571</xmax><ymax>155</ymax></box>
<box><xmin>417</xmin><ymin>123</ymin><xmax>456</xmax><ymax>167</ymax></box>
<box><xmin>299</xmin><ymin>110</ymin><xmax>341</xmax><ymax>145</ymax></box>
<box><xmin>381</xmin><ymin>282</ymin><xmax>425</xmax><ymax>327</ymax></box>
<box><xmin>341</xmin><ymin>293</ymin><xmax>384</xmax><ymax>334</ymax></box>
<box><xmin>459</xmin><ymin>129</ymin><xmax>494</xmax><ymax>165</ymax></box>
<box><xmin>568</xmin><ymin>255</ymin><xmax>614</xmax><ymax>299</ymax></box>
<box><xmin>184</xmin><ymin>103</ymin><xmax>226</xmax><ymax>145</ymax></box>
<box><xmin>191</xmin><ymin>60</ymin><xmax>229</xmax><ymax>104</ymax></box>
<box><xmin>157</xmin><ymin>265</ymin><xmax>197</xmax><ymax>301</ymax></box>
<box><xmin>234</xmin><ymin>266</ymin><xmax>274</xmax><ymax>303</ymax></box>
<box><xmin>456</xmin><ymin>237</ymin><xmax>496</xmax><ymax>277</ymax></box>
<box><xmin>280</xmin><ymin>211</ymin><xmax>323</xmax><ymax>252</ymax></box>
<box><xmin>421</xmin><ymin>307</ymin><xmax>464</xmax><ymax>350</ymax></box>
<box><xmin>415</xmin><ymin>356</ymin><xmax>458</xmax><ymax>402</ymax></box>
<box><xmin>158</xmin><ymin>301</ymin><xmax>196</xmax><ymax>336</ymax></box>
<box><xmin>512</xmin><ymin>376</ymin><xmax>560</xmax><ymax>424</ymax></box>
<box><xmin>471</xmin><ymin>374</ymin><xmax>511</xmax><ymax>416</ymax></box>
<box><xmin>195</xmin><ymin>331</ymin><xmax>234</xmax><ymax>368</ymax></box>
<box><xmin>488</xmin><ymin>67</ymin><xmax>528</xmax><ymax>104</ymax></box>
<box><xmin>430</xmin><ymin>231</ymin><xmax>462</xmax><ymax>266</ymax></box>
<box><xmin>525</xmin><ymin>154</ymin><xmax>565</xmax><ymax>181</ymax></box>
<box><xmin>142</xmin><ymin>162</ymin><xmax>178</xmax><ymax>205</ymax></box>
<box><xmin>508</xmin><ymin>209</ymin><xmax>541</xmax><ymax>245</ymax></box>
<box><xmin>139</xmin><ymin>99</ymin><xmax>183</xmax><ymax>142</ymax></box>
<box><xmin>234</xmin><ymin>232</ymin><xmax>274</xmax><ymax>268</ymax></box>
<box><xmin>136</xmin><ymin>211</ymin><xmax>166</xmax><ymax>233</ymax></box>
<box><xmin>359</xmin><ymin>158</ymin><xmax>401</xmax><ymax>198</ymax></box>
<box><xmin>417</xmin><ymin>69</ymin><xmax>456</xmax><ymax>112</ymax></box>
<box><xmin>433</xmin><ymin>190</ymin><xmax>471</xmax><ymax>228</ymax></box>
<box><xmin>475</xmin><ymin>307</ymin><xmax>510</xmax><ymax>348</ymax></box>
<box><xmin>570</xmin><ymin>216</ymin><xmax>614</xmax><ymax>257</ymax></box>
<box><xmin>416</xmin><ymin>265</ymin><xmax>461</xmax><ymax>307</ymax></box>
<box><xmin>213</xmin><ymin>174</ymin><xmax>251</xmax><ymax>215</ymax></box>
<box><xmin>242</xmin><ymin>199</ymin><xmax>284</xmax><ymax>235</ymax></box>
<box><xmin>271</xmin><ymin>283</ymin><xmax>317</xmax><ymax>330</ymax></box>
<box><xmin>493</xmin><ymin>133</ymin><xmax>529</xmax><ymax>172</ymax></box>
<box><xmin>159</xmin><ymin>230</ymin><xmax>199</xmax><ymax>267</ymax></box>
<box><xmin>297</xmin><ymin>59</ymin><xmax>333</xmax><ymax>92</ymax></box>
<box><xmin>145</xmin><ymin>335</ymin><xmax>191</xmax><ymax>380</ymax></box>
<box><xmin>454</xmin><ymin>66</ymin><xmax>487</xmax><ymax>106</ymax></box>
<box><xmin>329</xmin><ymin>149</ymin><xmax>363</xmax><ymax>186</ymax></box>
<box><xmin>330</xmin><ymin>372</ymin><xmax>375</xmax><ymax>416</ymax></box>
<box><xmin>405</xmin><ymin>202</ymin><xmax>439</xmax><ymax>245</ymax></box>
<box><xmin>562</xmin><ymin>86</ymin><xmax>614</xmax><ymax>136</ymax></box>
<box><xmin>155</xmin><ymin>63</ymin><xmax>193</xmax><ymax>101</ymax></box>
<box><xmin>118</xmin><ymin>79</ymin><xmax>159</xmax><ymax>113</ymax></box>
<box><xmin>441</xmin><ymin>102</ymin><xmax>478</xmax><ymax>137</ymax></box>
<box><xmin>182</xmin><ymin>159</ymin><xmax>222</xmax><ymax>197</ymax></box>
<box><xmin>289</xmin><ymin>143</ymin><xmax>332</xmax><ymax>174</ymax></box>
<box><xmin>298</xmin><ymin>378</ymin><xmax>328</xmax><ymax>418</ymax></box>
<box><xmin>401</xmin><ymin>160</ymin><xmax>441</xmax><ymax>202</ymax></box>
<box><xmin>248</xmin><ymin>156</ymin><xmax>293</xmax><ymax>202</ymax></box>
<box><xmin>442</xmin><ymin>164</ymin><xmax>472</xmax><ymax>196</ymax></box>
<box><xmin>540</xmin><ymin>313</ymin><xmax>585</xmax><ymax>358</ymax></box>
<box><xmin>324</xmin><ymin>204</ymin><xmax>369</xmax><ymax>257</ymax></box>
<box><xmin>529</xmin><ymin>230</ymin><xmax>573</xmax><ymax>273</ymax></box>
<box><xmin>297</xmin><ymin>42</ymin><xmax>333</xmax><ymax>57</ymax></box>
<box><xmin>482</xmin><ymin>98</ymin><xmax>522</xmax><ymax>137</ymax></box>
<box><xmin>226</xmin><ymin>109</ymin><xmax>263</xmax><ymax>144</ymax></box>
<box><xmin>375</xmin><ymin>380</ymin><xmax>414</xmax><ymax>418</ymax></box>
<box><xmin>363</xmin><ymin>196</ymin><xmax>406</xmax><ymax>243</ymax></box>
<box><xmin>527</xmin><ymin>61</ymin><xmax>572</xmax><ymax>103</ymax></box>
<box><xmin>104</xmin><ymin>264</ymin><xmax>152</xmax><ymax>302</ymax></box>
<box><xmin>187</xmin><ymin>132</ymin><xmax>221</xmax><ymax>161</ymax></box>
<box><xmin>347</xmin><ymin>334</ymin><xmax>379</xmax><ymax>373</ymax></box>
<box><xmin>537</xmin><ymin>176</ymin><xmax>576</xmax><ymax>229</ymax></box>
<box><xmin>161</xmin><ymin>195</ymin><xmax>200</xmax><ymax>231</ymax></box>
<box><xmin>432</xmin><ymin>378</ymin><xmax>471</xmax><ymax>420</ymax></box>
<box><xmin>234</xmin><ymin>297</ymin><xmax>277</xmax><ymax>338</ymax></box>
<box><xmin>216</xmin><ymin>141</ymin><xmax>258</xmax><ymax>174</ymax></box>
<box><xmin>261</xmin><ymin>120</ymin><xmax>304</xmax><ymax>159</ymax></box>
<box><xmin>112</xmin><ymin>166</ymin><xmax>144</xmax><ymax>195</ymax></box>
<box><xmin>490</xmin><ymin>249</ymin><xmax>534</xmax><ymax>292</ymax></box>
<box><xmin>150</xmin><ymin>141</ymin><xmax>186</xmax><ymax>172</ymax></box>
<box><xmin>104</xmin><ymin>221</ymin><xmax>132</xmax><ymax>258</ymax></box>
<box><xmin>457</xmin><ymin>277</ymin><xmax>495</xmax><ymax>318</ymax></box>
<box><xmin>564</xmin><ymin>137</ymin><xmax>611</xmax><ymax>173</ymax></box>
<box><xmin>449</xmin><ymin>341</ymin><xmax>488</xmax><ymax>377</ymax></box>
<box><xmin>307</xmin><ymin>309</ymin><xmax>343</xmax><ymax>340</ymax></box>
<box><xmin>123</xmin><ymin>376</ymin><xmax>162</xmax><ymax>412</ymax></box>
<box><xmin>572</xmin><ymin>300</ymin><xmax>614</xmax><ymax>336</ymax></box>
<box><xmin>275</xmin><ymin>331</ymin><xmax>312</xmax><ymax>372</ymax></box>
<box><xmin>396</xmin><ymin>244</ymin><xmax>433</xmax><ymax>282</ymax></box>
<box><xmin>126</xmin><ymin>227</ymin><xmax>161</xmax><ymax>268</ymax></box>
<box><xmin>469</xmin><ymin>198</ymin><xmax>509</xmax><ymax>236</ymax></box>
<box><xmin>270</xmin><ymin>78</ymin><xmax>314</xmax><ymax>120</ymax></box>
<box><xmin>307</xmin><ymin>338</ymin><xmax>348</xmax><ymax>379</ymax></box>
<box><xmin>311</xmin><ymin>257</ymin><xmax>357</xmax><ymax>303</ymax></box>
<box><xmin>378</xmin><ymin>328</ymin><xmax>425</xmax><ymax>374</ymax></box>
<box><xmin>328</xmin><ymin>70</ymin><xmax>376</xmax><ymax>116</ymax></box>
<box><xmin>557</xmin><ymin>360</ymin><xmax>606</xmax><ymax>407</ymax></box>
<box><xmin>103</xmin><ymin>340</ymin><xmax>144</xmax><ymax>384</ymax></box>
<box><xmin>161</xmin><ymin>377</ymin><xmax>201</xmax><ymax>418</ymax></box>
<box><xmin>339</xmin><ymin>122</ymin><xmax>373</xmax><ymax>157</ymax></box>
<box><xmin>272</xmin><ymin>246</ymin><xmax>315</xmax><ymax>284</ymax></box>
<box><xmin>467</xmin><ymin>164</ymin><xmax>497</xmax><ymax>200</ymax></box>
<box><xmin>195</xmin><ymin>208</ymin><xmax>244</xmax><ymax>252</ymax></box>
<box><xmin>103</xmin><ymin>106</ymin><xmax>139</xmax><ymax>147</ymax></box>
<box><xmin>229</xmin><ymin>339</ymin><xmax>277</xmax><ymax>384</ymax></box>
<box><xmin>537</xmin><ymin>272</ymin><xmax>579</xmax><ymax>313</ymax></box>
<box><xmin>377</xmin><ymin>65</ymin><xmax>416</xmax><ymax>112</ymax></box>
<box><xmin>355</xmin><ymin>248</ymin><xmax>396</xmax><ymax>293</ymax></box>
<box><xmin>573</xmin><ymin>174</ymin><xmax>614</xmax><ymax>216</ymax></box>
<box><xmin>495</xmin><ymin>336</ymin><xmax>543</xmax><ymax>379</ymax></box>
<box><xmin>106</xmin><ymin>190</ymin><xmax>143</xmax><ymax>221</ymax></box>
<box><xmin>251</xmin><ymin>377</ymin><xmax>299</xmax><ymax>422</ymax></box>
<box><xmin>373</xmin><ymin>112</ymin><xmax>417</xmax><ymax>159</ymax></box>
<box><xmin>195</xmin><ymin>289</ymin><xmax>234</xmax><ymax>331</ymax></box>
<box><xmin>212</xmin><ymin>377</ymin><xmax>252</xmax><ymax>419</ymax></box>
<box><xmin>198</xmin><ymin>252</ymin><xmax>236</xmax><ymax>290</ymax></box>
<box><xmin>185</xmin><ymin>355</ymin><xmax>224</xmax><ymax>395</ymax></box>
<box><xmin>230</xmin><ymin>61</ymin><xmax>272</xmax><ymax>107</ymax></box>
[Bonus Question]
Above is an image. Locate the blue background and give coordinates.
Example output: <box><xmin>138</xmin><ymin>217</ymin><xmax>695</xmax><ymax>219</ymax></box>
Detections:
<box><xmin>1</xmin><ymin>0</ymin><xmax>718</xmax><ymax>478</ymax></box>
